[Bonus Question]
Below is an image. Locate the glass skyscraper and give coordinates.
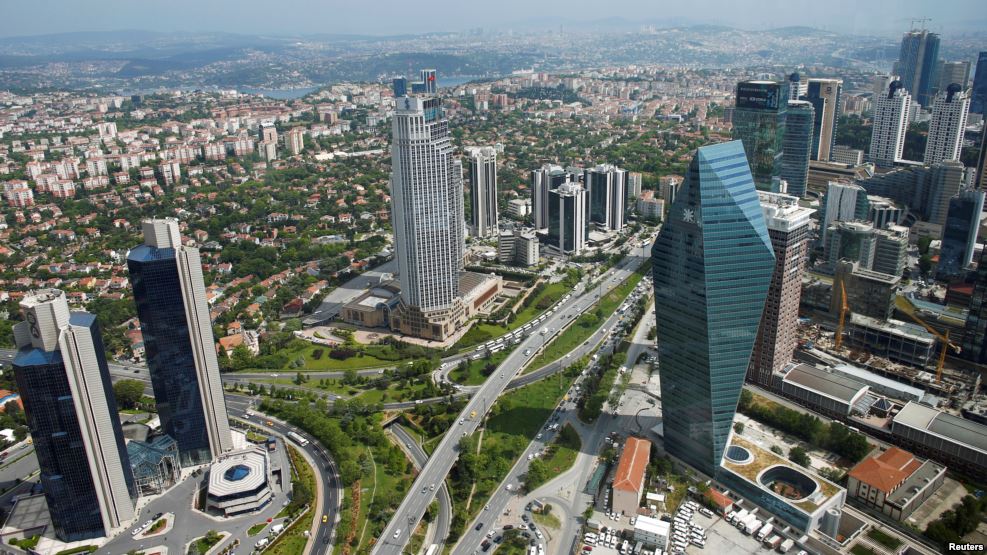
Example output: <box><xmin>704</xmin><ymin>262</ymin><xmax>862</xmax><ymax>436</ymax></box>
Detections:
<box><xmin>652</xmin><ymin>141</ymin><xmax>775</xmax><ymax>477</ymax></box>
<box><xmin>128</xmin><ymin>219</ymin><xmax>232</xmax><ymax>467</ymax></box>
<box><xmin>584</xmin><ymin>164</ymin><xmax>627</xmax><ymax>231</ymax></box>
<box><xmin>895</xmin><ymin>29</ymin><xmax>941</xmax><ymax>107</ymax></box>
<box><xmin>972</xmin><ymin>52</ymin><xmax>987</xmax><ymax>115</ymax></box>
<box><xmin>937</xmin><ymin>190</ymin><xmax>985</xmax><ymax>279</ymax></box>
<box><xmin>12</xmin><ymin>290</ymin><xmax>136</xmax><ymax>541</ymax></box>
<box><xmin>780</xmin><ymin>100</ymin><xmax>814</xmax><ymax>197</ymax></box>
<box><xmin>732</xmin><ymin>80</ymin><xmax>788</xmax><ymax>185</ymax></box>
<box><xmin>963</xmin><ymin>246</ymin><xmax>987</xmax><ymax>364</ymax></box>
<box><xmin>547</xmin><ymin>181</ymin><xmax>587</xmax><ymax>254</ymax></box>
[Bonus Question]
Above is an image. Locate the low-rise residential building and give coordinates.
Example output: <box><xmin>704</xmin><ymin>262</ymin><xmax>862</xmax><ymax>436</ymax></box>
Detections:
<box><xmin>612</xmin><ymin>436</ymin><xmax>651</xmax><ymax>516</ymax></box>
<box><xmin>847</xmin><ymin>446</ymin><xmax>945</xmax><ymax>521</ymax></box>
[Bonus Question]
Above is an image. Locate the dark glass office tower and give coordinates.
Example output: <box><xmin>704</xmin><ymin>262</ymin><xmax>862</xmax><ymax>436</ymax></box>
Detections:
<box><xmin>972</xmin><ymin>52</ymin><xmax>987</xmax><ymax>115</ymax></box>
<box><xmin>12</xmin><ymin>290</ymin><xmax>136</xmax><ymax>541</ymax></box>
<box><xmin>393</xmin><ymin>77</ymin><xmax>408</xmax><ymax>98</ymax></box>
<box><xmin>732</xmin><ymin>80</ymin><xmax>788</xmax><ymax>185</ymax></box>
<box><xmin>938</xmin><ymin>190</ymin><xmax>986</xmax><ymax>279</ymax></box>
<box><xmin>963</xmin><ymin>246</ymin><xmax>987</xmax><ymax>364</ymax></box>
<box><xmin>781</xmin><ymin>100</ymin><xmax>814</xmax><ymax>197</ymax></box>
<box><xmin>547</xmin><ymin>182</ymin><xmax>587</xmax><ymax>254</ymax></box>
<box><xmin>802</xmin><ymin>79</ymin><xmax>842</xmax><ymax>161</ymax></box>
<box><xmin>895</xmin><ymin>29</ymin><xmax>941</xmax><ymax>107</ymax></box>
<box><xmin>128</xmin><ymin>219</ymin><xmax>232</xmax><ymax>467</ymax></box>
<box><xmin>652</xmin><ymin>141</ymin><xmax>775</xmax><ymax>477</ymax></box>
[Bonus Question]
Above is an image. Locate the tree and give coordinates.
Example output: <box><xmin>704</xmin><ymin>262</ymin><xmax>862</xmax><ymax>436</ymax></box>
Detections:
<box><xmin>113</xmin><ymin>379</ymin><xmax>145</xmax><ymax>409</ymax></box>
<box><xmin>789</xmin><ymin>446</ymin><xmax>810</xmax><ymax>467</ymax></box>
<box><xmin>918</xmin><ymin>254</ymin><xmax>933</xmax><ymax>275</ymax></box>
<box><xmin>733</xmin><ymin>422</ymin><xmax>744</xmax><ymax>435</ymax></box>
<box><xmin>738</xmin><ymin>389</ymin><xmax>753</xmax><ymax>412</ymax></box>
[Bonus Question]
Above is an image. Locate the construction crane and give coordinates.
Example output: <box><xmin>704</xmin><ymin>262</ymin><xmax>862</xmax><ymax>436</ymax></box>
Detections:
<box><xmin>835</xmin><ymin>278</ymin><xmax>848</xmax><ymax>350</ymax></box>
<box><xmin>910</xmin><ymin>18</ymin><xmax>931</xmax><ymax>31</ymax></box>
<box><xmin>899</xmin><ymin>302</ymin><xmax>961</xmax><ymax>384</ymax></box>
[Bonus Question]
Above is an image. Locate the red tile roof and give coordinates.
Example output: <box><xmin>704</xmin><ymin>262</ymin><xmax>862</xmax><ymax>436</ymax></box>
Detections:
<box><xmin>848</xmin><ymin>447</ymin><xmax>922</xmax><ymax>493</ymax></box>
<box><xmin>613</xmin><ymin>437</ymin><xmax>651</xmax><ymax>494</ymax></box>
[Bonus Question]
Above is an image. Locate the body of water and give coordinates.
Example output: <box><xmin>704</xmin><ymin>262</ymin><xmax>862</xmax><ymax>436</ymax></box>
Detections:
<box><xmin>239</xmin><ymin>86</ymin><xmax>321</xmax><ymax>100</ymax></box>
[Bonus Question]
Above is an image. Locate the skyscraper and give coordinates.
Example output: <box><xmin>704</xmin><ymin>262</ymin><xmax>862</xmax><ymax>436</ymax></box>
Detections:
<box><xmin>972</xmin><ymin>52</ymin><xmax>987</xmax><ymax>115</ymax></box>
<box><xmin>652</xmin><ymin>141</ymin><xmax>775</xmax><ymax>476</ymax></box>
<box><xmin>978</xmin><ymin>124</ymin><xmax>987</xmax><ymax>190</ymax></box>
<box><xmin>788</xmin><ymin>72</ymin><xmax>805</xmax><ymax>101</ymax></box>
<box><xmin>820</xmin><ymin>181</ymin><xmax>869</xmax><ymax>243</ymax></box>
<box><xmin>393</xmin><ymin>77</ymin><xmax>408</xmax><ymax>98</ymax></box>
<box><xmin>938</xmin><ymin>189</ymin><xmax>985</xmax><ymax>278</ymax></box>
<box><xmin>420</xmin><ymin>69</ymin><xmax>437</xmax><ymax>95</ymax></box>
<box><xmin>780</xmin><ymin>100</ymin><xmax>814</xmax><ymax>197</ymax></box>
<box><xmin>12</xmin><ymin>290</ymin><xmax>136</xmax><ymax>541</ymax></box>
<box><xmin>895</xmin><ymin>29</ymin><xmax>941</xmax><ymax>106</ymax></box>
<box><xmin>465</xmin><ymin>146</ymin><xmax>498</xmax><ymax>238</ymax></box>
<box><xmin>962</xmin><ymin>246</ymin><xmax>987</xmax><ymax>364</ymax></box>
<box><xmin>927</xmin><ymin>160</ymin><xmax>966</xmax><ymax>227</ymax></box>
<box><xmin>627</xmin><ymin>172</ymin><xmax>643</xmax><ymax>200</ymax></box>
<box><xmin>803</xmin><ymin>78</ymin><xmax>842</xmax><ymax>161</ymax></box>
<box><xmin>547</xmin><ymin>181</ymin><xmax>587</xmax><ymax>254</ymax></box>
<box><xmin>584</xmin><ymin>164</ymin><xmax>627</xmax><ymax>231</ymax></box>
<box><xmin>128</xmin><ymin>219</ymin><xmax>232</xmax><ymax>466</ymax></box>
<box><xmin>732</xmin><ymin>80</ymin><xmax>788</xmax><ymax>184</ymax></box>
<box><xmin>939</xmin><ymin>61</ymin><xmax>971</xmax><ymax>90</ymax></box>
<box><xmin>531</xmin><ymin>164</ymin><xmax>574</xmax><ymax>229</ymax></box>
<box><xmin>924</xmin><ymin>84</ymin><xmax>970</xmax><ymax>165</ymax></box>
<box><xmin>388</xmin><ymin>96</ymin><xmax>465</xmax><ymax>339</ymax></box>
<box><xmin>748</xmin><ymin>192</ymin><xmax>813</xmax><ymax>387</ymax></box>
<box><xmin>869</xmin><ymin>81</ymin><xmax>912</xmax><ymax>167</ymax></box>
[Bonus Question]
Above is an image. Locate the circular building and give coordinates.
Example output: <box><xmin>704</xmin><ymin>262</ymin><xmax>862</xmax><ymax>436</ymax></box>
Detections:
<box><xmin>206</xmin><ymin>447</ymin><xmax>273</xmax><ymax>517</ymax></box>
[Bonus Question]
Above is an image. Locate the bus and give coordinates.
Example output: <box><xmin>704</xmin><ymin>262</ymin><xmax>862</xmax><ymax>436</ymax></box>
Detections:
<box><xmin>287</xmin><ymin>431</ymin><xmax>309</xmax><ymax>446</ymax></box>
<box><xmin>425</xmin><ymin>546</ymin><xmax>439</xmax><ymax>555</ymax></box>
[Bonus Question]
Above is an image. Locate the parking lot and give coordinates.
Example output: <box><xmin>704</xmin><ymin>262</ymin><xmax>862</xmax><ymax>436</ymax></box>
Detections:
<box><xmin>687</xmin><ymin>510</ymin><xmax>764</xmax><ymax>555</ymax></box>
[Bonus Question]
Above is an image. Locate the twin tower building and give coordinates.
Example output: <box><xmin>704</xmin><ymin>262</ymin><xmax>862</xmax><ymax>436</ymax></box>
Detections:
<box><xmin>12</xmin><ymin>218</ymin><xmax>231</xmax><ymax>541</ymax></box>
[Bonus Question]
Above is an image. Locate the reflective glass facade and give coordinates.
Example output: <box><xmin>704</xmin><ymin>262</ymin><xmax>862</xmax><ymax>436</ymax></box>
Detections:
<box><xmin>652</xmin><ymin>141</ymin><xmax>775</xmax><ymax>476</ymax></box>
<box><xmin>781</xmin><ymin>101</ymin><xmax>814</xmax><ymax>197</ymax></box>
<box><xmin>896</xmin><ymin>30</ymin><xmax>941</xmax><ymax>107</ymax></box>
<box><xmin>13</xmin><ymin>315</ymin><xmax>136</xmax><ymax>541</ymax></box>
<box><xmin>128</xmin><ymin>247</ymin><xmax>214</xmax><ymax>466</ymax></box>
<box><xmin>733</xmin><ymin>81</ymin><xmax>788</xmax><ymax>185</ymax></box>
<box><xmin>972</xmin><ymin>52</ymin><xmax>987</xmax><ymax>115</ymax></box>
<box><xmin>963</xmin><ymin>245</ymin><xmax>987</xmax><ymax>364</ymax></box>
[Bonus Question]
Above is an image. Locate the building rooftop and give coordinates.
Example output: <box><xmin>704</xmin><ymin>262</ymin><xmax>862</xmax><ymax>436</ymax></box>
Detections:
<box><xmin>894</xmin><ymin>402</ymin><xmax>987</xmax><ymax>455</ymax></box>
<box><xmin>831</xmin><ymin>363</ymin><xmax>926</xmax><ymax>402</ymax></box>
<box><xmin>781</xmin><ymin>363</ymin><xmax>869</xmax><ymax>404</ymax></box>
<box><xmin>634</xmin><ymin>515</ymin><xmax>670</xmax><ymax>536</ymax></box>
<box><xmin>849</xmin><ymin>314</ymin><xmax>935</xmax><ymax>345</ymax></box>
<box><xmin>613</xmin><ymin>436</ymin><xmax>651</xmax><ymax>494</ymax></box>
<box><xmin>207</xmin><ymin>447</ymin><xmax>269</xmax><ymax>498</ymax></box>
<box><xmin>847</xmin><ymin>447</ymin><xmax>923</xmax><ymax>493</ymax></box>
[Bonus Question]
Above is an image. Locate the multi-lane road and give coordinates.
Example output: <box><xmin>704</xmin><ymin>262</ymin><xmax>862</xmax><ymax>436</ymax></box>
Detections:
<box><xmin>390</xmin><ymin>424</ymin><xmax>453</xmax><ymax>550</ymax></box>
<box><xmin>372</xmin><ymin>243</ymin><xmax>651</xmax><ymax>554</ymax></box>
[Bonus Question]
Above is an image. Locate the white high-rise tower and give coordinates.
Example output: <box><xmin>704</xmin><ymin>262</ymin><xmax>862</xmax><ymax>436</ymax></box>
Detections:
<box><xmin>869</xmin><ymin>80</ymin><xmax>912</xmax><ymax>167</ymax></box>
<box><xmin>924</xmin><ymin>84</ymin><xmax>970</xmax><ymax>165</ymax></box>
<box><xmin>466</xmin><ymin>146</ymin><xmax>499</xmax><ymax>238</ymax></box>
<box><xmin>388</xmin><ymin>96</ymin><xmax>466</xmax><ymax>340</ymax></box>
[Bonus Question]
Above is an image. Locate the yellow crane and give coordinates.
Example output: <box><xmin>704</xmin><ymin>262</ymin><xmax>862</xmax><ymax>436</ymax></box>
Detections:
<box><xmin>835</xmin><ymin>278</ymin><xmax>848</xmax><ymax>350</ymax></box>
<box><xmin>897</xmin><ymin>299</ymin><xmax>961</xmax><ymax>384</ymax></box>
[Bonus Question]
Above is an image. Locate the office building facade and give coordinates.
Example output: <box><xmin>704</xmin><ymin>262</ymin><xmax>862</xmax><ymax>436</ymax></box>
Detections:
<box><xmin>895</xmin><ymin>29</ymin><xmax>941</xmax><ymax>106</ymax></box>
<box><xmin>547</xmin><ymin>182</ymin><xmax>587</xmax><ymax>254</ymax></box>
<box><xmin>870</xmin><ymin>81</ymin><xmax>912</xmax><ymax>167</ymax></box>
<box><xmin>820</xmin><ymin>181</ymin><xmax>869</xmax><ymax>243</ymax></box>
<box><xmin>128</xmin><ymin>219</ymin><xmax>233</xmax><ymax>466</ymax></box>
<box><xmin>938</xmin><ymin>190</ymin><xmax>985</xmax><ymax>278</ymax></box>
<box><xmin>748</xmin><ymin>192</ymin><xmax>813</xmax><ymax>387</ymax></box>
<box><xmin>803</xmin><ymin>78</ymin><xmax>842</xmax><ymax>161</ymax></box>
<box><xmin>733</xmin><ymin>80</ymin><xmax>788</xmax><ymax>184</ymax></box>
<box><xmin>585</xmin><ymin>164</ymin><xmax>627</xmax><ymax>231</ymax></box>
<box><xmin>963</xmin><ymin>246</ymin><xmax>987</xmax><ymax>364</ymax></box>
<box><xmin>939</xmin><ymin>61</ymin><xmax>971</xmax><ymax>90</ymax></box>
<box><xmin>466</xmin><ymin>146</ymin><xmax>499</xmax><ymax>238</ymax></box>
<box><xmin>924</xmin><ymin>85</ymin><xmax>970</xmax><ymax>165</ymax></box>
<box><xmin>781</xmin><ymin>100</ymin><xmax>814</xmax><ymax>197</ymax></box>
<box><xmin>12</xmin><ymin>290</ymin><xmax>136</xmax><ymax>541</ymax></box>
<box><xmin>531</xmin><ymin>164</ymin><xmax>573</xmax><ymax>230</ymax></box>
<box><xmin>873</xmin><ymin>225</ymin><xmax>909</xmax><ymax>277</ymax></box>
<box><xmin>972</xmin><ymin>52</ymin><xmax>987</xmax><ymax>115</ymax></box>
<box><xmin>652</xmin><ymin>141</ymin><xmax>775</xmax><ymax>476</ymax></box>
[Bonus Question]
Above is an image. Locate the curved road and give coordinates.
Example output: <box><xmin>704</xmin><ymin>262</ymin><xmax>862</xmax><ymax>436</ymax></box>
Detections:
<box><xmin>372</xmin><ymin>244</ymin><xmax>651</xmax><ymax>555</ymax></box>
<box><xmin>389</xmin><ymin>425</ymin><xmax>453</xmax><ymax>550</ymax></box>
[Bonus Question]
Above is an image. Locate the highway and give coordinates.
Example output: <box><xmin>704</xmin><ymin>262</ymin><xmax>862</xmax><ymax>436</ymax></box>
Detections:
<box><xmin>371</xmin><ymin>243</ymin><xmax>651</xmax><ymax>554</ymax></box>
<box><xmin>389</xmin><ymin>424</ymin><xmax>453</xmax><ymax>551</ymax></box>
<box><xmin>450</xmin><ymin>274</ymin><xmax>652</xmax><ymax>555</ymax></box>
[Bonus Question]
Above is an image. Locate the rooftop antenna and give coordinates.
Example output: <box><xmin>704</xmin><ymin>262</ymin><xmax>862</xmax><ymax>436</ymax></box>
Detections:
<box><xmin>910</xmin><ymin>18</ymin><xmax>931</xmax><ymax>31</ymax></box>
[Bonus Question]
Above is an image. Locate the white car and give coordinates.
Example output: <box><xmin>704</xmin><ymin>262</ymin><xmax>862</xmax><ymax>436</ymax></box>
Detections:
<box><xmin>393</xmin><ymin>529</ymin><xmax>401</xmax><ymax>539</ymax></box>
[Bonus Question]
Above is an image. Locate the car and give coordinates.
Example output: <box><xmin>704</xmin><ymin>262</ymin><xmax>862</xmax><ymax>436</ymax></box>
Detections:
<box><xmin>503</xmin><ymin>525</ymin><xmax>514</xmax><ymax>531</ymax></box>
<box><xmin>529</xmin><ymin>523</ymin><xmax>537</xmax><ymax>531</ymax></box>
<box><xmin>583</xmin><ymin>547</ymin><xmax>593</xmax><ymax>552</ymax></box>
<box><xmin>484</xmin><ymin>504</ymin><xmax>490</xmax><ymax>511</ymax></box>
<box><xmin>522</xmin><ymin>514</ymin><xmax>529</xmax><ymax>522</ymax></box>
<box><xmin>323</xmin><ymin>535</ymin><xmax>330</xmax><ymax>544</ymax></box>
<box><xmin>475</xmin><ymin>523</ymin><xmax>484</xmax><ymax>531</ymax></box>
<box><xmin>459</xmin><ymin>419</ymin><xmax>465</xmax><ymax>425</ymax></box>
<box><xmin>422</xmin><ymin>486</ymin><xmax>428</xmax><ymax>494</ymax></box>
<box><xmin>322</xmin><ymin>514</ymin><xmax>328</xmax><ymax>523</ymax></box>
<box><xmin>536</xmin><ymin>530</ymin><xmax>543</xmax><ymax>539</ymax></box>
<box><xmin>393</xmin><ymin>529</ymin><xmax>401</xmax><ymax>539</ymax></box>
<box><xmin>486</xmin><ymin>530</ymin><xmax>495</xmax><ymax>538</ymax></box>
<box><xmin>536</xmin><ymin>433</ymin><xmax>543</xmax><ymax>440</ymax></box>
<box><xmin>430</xmin><ymin>483</ymin><xmax>436</xmax><ymax>491</ymax></box>
<box><xmin>527</xmin><ymin>453</ymin><xmax>534</xmax><ymax>460</ymax></box>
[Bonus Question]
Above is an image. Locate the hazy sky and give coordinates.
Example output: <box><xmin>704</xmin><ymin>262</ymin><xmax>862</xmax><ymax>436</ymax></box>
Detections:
<box><xmin>0</xmin><ymin>0</ymin><xmax>983</xmax><ymax>38</ymax></box>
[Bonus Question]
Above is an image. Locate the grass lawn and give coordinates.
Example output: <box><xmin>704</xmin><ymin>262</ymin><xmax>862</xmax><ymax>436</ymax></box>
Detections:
<box><xmin>449</xmin><ymin>350</ymin><xmax>512</xmax><ymax>385</ymax></box>
<box><xmin>532</xmin><ymin>511</ymin><xmax>561</xmax><ymax>530</ymax></box>
<box><xmin>257</xmin><ymin>376</ymin><xmax>436</xmax><ymax>403</ymax></box>
<box><xmin>264</xmin><ymin>445</ymin><xmax>316</xmax><ymax>554</ymax></box>
<box><xmin>526</xmin><ymin>261</ymin><xmax>650</xmax><ymax>373</ymax></box>
<box><xmin>239</xmin><ymin>340</ymin><xmax>434</xmax><ymax>373</ymax></box>
<box><xmin>247</xmin><ymin>522</ymin><xmax>268</xmax><ymax>537</ymax></box>
<box><xmin>542</xmin><ymin>424</ymin><xmax>580</xmax><ymax>474</ymax></box>
<box><xmin>850</xmin><ymin>545</ymin><xmax>876</xmax><ymax>555</ymax></box>
<box><xmin>144</xmin><ymin>517</ymin><xmax>167</xmax><ymax>536</ymax></box>
<box><xmin>866</xmin><ymin>528</ymin><xmax>902</xmax><ymax>550</ymax></box>
<box><xmin>187</xmin><ymin>532</ymin><xmax>224</xmax><ymax>555</ymax></box>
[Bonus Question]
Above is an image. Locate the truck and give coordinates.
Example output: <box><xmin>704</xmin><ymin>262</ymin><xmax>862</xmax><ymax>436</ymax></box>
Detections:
<box><xmin>764</xmin><ymin>535</ymin><xmax>783</xmax><ymax>550</ymax></box>
<box><xmin>755</xmin><ymin>523</ymin><xmax>773</xmax><ymax>541</ymax></box>
<box><xmin>743</xmin><ymin>518</ymin><xmax>762</xmax><ymax>535</ymax></box>
<box><xmin>271</xmin><ymin>523</ymin><xmax>285</xmax><ymax>535</ymax></box>
<box><xmin>256</xmin><ymin>537</ymin><xmax>270</xmax><ymax>549</ymax></box>
<box><xmin>730</xmin><ymin>509</ymin><xmax>748</xmax><ymax>524</ymax></box>
<box><xmin>777</xmin><ymin>538</ymin><xmax>795</xmax><ymax>553</ymax></box>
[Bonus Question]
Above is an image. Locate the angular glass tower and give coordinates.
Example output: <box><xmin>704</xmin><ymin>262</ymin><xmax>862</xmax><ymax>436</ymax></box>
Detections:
<box><xmin>128</xmin><ymin>219</ymin><xmax>232</xmax><ymax>467</ymax></box>
<box><xmin>652</xmin><ymin>141</ymin><xmax>775</xmax><ymax>477</ymax></box>
<box><xmin>12</xmin><ymin>290</ymin><xmax>136</xmax><ymax>541</ymax></box>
